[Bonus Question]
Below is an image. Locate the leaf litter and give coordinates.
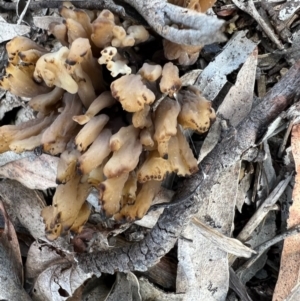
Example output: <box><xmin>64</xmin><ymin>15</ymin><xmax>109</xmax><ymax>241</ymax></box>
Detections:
<box><xmin>0</xmin><ymin>0</ymin><xmax>300</xmax><ymax>300</ymax></box>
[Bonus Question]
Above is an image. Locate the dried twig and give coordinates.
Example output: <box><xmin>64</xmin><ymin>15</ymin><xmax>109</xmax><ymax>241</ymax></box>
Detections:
<box><xmin>231</xmin><ymin>0</ymin><xmax>284</xmax><ymax>49</ymax></box>
<box><xmin>191</xmin><ymin>217</ymin><xmax>256</xmax><ymax>258</ymax></box>
<box><xmin>228</xmin><ymin>173</ymin><xmax>293</xmax><ymax>265</ymax></box>
<box><xmin>229</xmin><ymin>267</ymin><xmax>253</xmax><ymax>301</ymax></box>
<box><xmin>0</xmin><ymin>0</ymin><xmax>125</xmax><ymax>16</ymax></box>
<box><xmin>236</xmin><ymin>224</ymin><xmax>300</xmax><ymax>275</ymax></box>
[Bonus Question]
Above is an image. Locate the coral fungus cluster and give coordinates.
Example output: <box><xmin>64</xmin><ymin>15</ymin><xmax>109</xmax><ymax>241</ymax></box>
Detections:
<box><xmin>0</xmin><ymin>1</ymin><xmax>216</xmax><ymax>240</ymax></box>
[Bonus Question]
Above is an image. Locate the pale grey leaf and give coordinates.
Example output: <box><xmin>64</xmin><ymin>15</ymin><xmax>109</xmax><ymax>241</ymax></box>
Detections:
<box><xmin>0</xmin><ymin>91</ymin><xmax>24</xmax><ymax>120</ymax></box>
<box><xmin>32</xmin><ymin>263</ymin><xmax>90</xmax><ymax>301</ymax></box>
<box><xmin>191</xmin><ymin>217</ymin><xmax>256</xmax><ymax>258</ymax></box>
<box><xmin>26</xmin><ymin>242</ymin><xmax>71</xmax><ymax>280</ymax></box>
<box><xmin>0</xmin><ymin>201</ymin><xmax>31</xmax><ymax>301</ymax></box>
<box><xmin>0</xmin><ymin>152</ymin><xmax>58</xmax><ymax>189</ymax></box>
<box><xmin>106</xmin><ymin>272</ymin><xmax>141</xmax><ymax>301</ymax></box>
<box><xmin>0</xmin><ymin>179</ymin><xmax>46</xmax><ymax>239</ymax></box>
<box><xmin>33</xmin><ymin>16</ymin><xmax>64</xmax><ymax>30</ymax></box>
<box><xmin>278</xmin><ymin>0</ymin><xmax>300</xmax><ymax>21</ymax></box>
<box><xmin>217</xmin><ymin>47</ymin><xmax>257</xmax><ymax>127</ymax></box>
<box><xmin>195</xmin><ymin>31</ymin><xmax>257</xmax><ymax>100</ymax></box>
<box><xmin>0</xmin><ymin>20</ymin><xmax>30</xmax><ymax>43</ymax></box>
<box><xmin>177</xmin><ymin>162</ymin><xmax>241</xmax><ymax>301</ymax></box>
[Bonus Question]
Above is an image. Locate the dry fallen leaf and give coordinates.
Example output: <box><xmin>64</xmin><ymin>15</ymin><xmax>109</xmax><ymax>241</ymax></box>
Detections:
<box><xmin>27</xmin><ymin>241</ymin><xmax>90</xmax><ymax>301</ymax></box>
<box><xmin>273</xmin><ymin>124</ymin><xmax>300</xmax><ymax>301</ymax></box>
<box><xmin>0</xmin><ymin>91</ymin><xmax>24</xmax><ymax>120</ymax></box>
<box><xmin>0</xmin><ymin>16</ymin><xmax>30</xmax><ymax>43</ymax></box>
<box><xmin>195</xmin><ymin>30</ymin><xmax>257</xmax><ymax>100</ymax></box>
<box><xmin>217</xmin><ymin>47</ymin><xmax>257</xmax><ymax>127</ymax></box>
<box><xmin>31</xmin><ymin>262</ymin><xmax>90</xmax><ymax>301</ymax></box>
<box><xmin>0</xmin><ymin>179</ymin><xmax>46</xmax><ymax>239</ymax></box>
<box><xmin>26</xmin><ymin>241</ymin><xmax>75</xmax><ymax>282</ymax></box>
<box><xmin>0</xmin><ymin>200</ymin><xmax>31</xmax><ymax>300</ymax></box>
<box><xmin>33</xmin><ymin>16</ymin><xmax>64</xmax><ymax>30</ymax></box>
<box><xmin>278</xmin><ymin>0</ymin><xmax>300</xmax><ymax>21</ymax></box>
<box><xmin>106</xmin><ymin>272</ymin><xmax>141</xmax><ymax>301</ymax></box>
<box><xmin>0</xmin><ymin>151</ymin><xmax>58</xmax><ymax>189</ymax></box>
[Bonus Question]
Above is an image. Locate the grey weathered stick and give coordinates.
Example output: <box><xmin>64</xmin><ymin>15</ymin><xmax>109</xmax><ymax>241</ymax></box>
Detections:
<box><xmin>232</xmin><ymin>0</ymin><xmax>284</xmax><ymax>49</ymax></box>
<box><xmin>0</xmin><ymin>0</ymin><xmax>125</xmax><ymax>15</ymax></box>
<box><xmin>122</xmin><ymin>0</ymin><xmax>225</xmax><ymax>45</ymax></box>
<box><xmin>77</xmin><ymin>62</ymin><xmax>300</xmax><ymax>277</ymax></box>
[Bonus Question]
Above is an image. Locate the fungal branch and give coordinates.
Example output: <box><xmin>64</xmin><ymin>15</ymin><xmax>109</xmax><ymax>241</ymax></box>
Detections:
<box><xmin>0</xmin><ymin>1</ymin><xmax>218</xmax><ymax>240</ymax></box>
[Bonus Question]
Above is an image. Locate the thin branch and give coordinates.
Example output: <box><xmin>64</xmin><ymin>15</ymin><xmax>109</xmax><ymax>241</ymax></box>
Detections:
<box><xmin>0</xmin><ymin>0</ymin><xmax>125</xmax><ymax>16</ymax></box>
<box><xmin>232</xmin><ymin>0</ymin><xmax>284</xmax><ymax>49</ymax></box>
<box><xmin>236</xmin><ymin>224</ymin><xmax>300</xmax><ymax>275</ymax></box>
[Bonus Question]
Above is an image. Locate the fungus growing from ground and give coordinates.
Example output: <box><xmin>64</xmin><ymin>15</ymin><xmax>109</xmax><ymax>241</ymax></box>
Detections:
<box><xmin>29</xmin><ymin>87</ymin><xmax>64</xmax><ymax>115</ymax></box>
<box><xmin>34</xmin><ymin>47</ymin><xmax>78</xmax><ymax>93</ymax></box>
<box><xmin>49</xmin><ymin>22</ymin><xmax>68</xmax><ymax>46</ymax></box>
<box><xmin>111</xmin><ymin>74</ymin><xmax>156</xmax><ymax>112</ymax></box>
<box><xmin>159</xmin><ymin>62</ymin><xmax>182</xmax><ymax>96</ymax></box>
<box><xmin>115</xmin><ymin>180</ymin><xmax>162</xmax><ymax>221</ymax></box>
<box><xmin>56</xmin><ymin>149</ymin><xmax>81</xmax><ymax>184</ymax></box>
<box><xmin>98</xmin><ymin>46</ymin><xmax>131</xmax><ymax>77</ymax></box>
<box><xmin>6</xmin><ymin>36</ymin><xmax>48</xmax><ymax>65</ymax></box>
<box><xmin>77</xmin><ymin>129</ymin><xmax>112</xmax><ymax>175</ymax></box>
<box><xmin>0</xmin><ymin>63</ymin><xmax>51</xmax><ymax>97</ymax></box>
<box><xmin>153</xmin><ymin>97</ymin><xmax>181</xmax><ymax>157</ymax></box>
<box><xmin>137</xmin><ymin>151</ymin><xmax>172</xmax><ymax>183</ymax></box>
<box><xmin>0</xmin><ymin>2</ymin><xmax>218</xmax><ymax>239</ymax></box>
<box><xmin>132</xmin><ymin>105</ymin><xmax>152</xmax><ymax>129</ymax></box>
<box><xmin>91</xmin><ymin>9</ymin><xmax>116</xmax><ymax>48</ymax></box>
<box><xmin>111</xmin><ymin>25</ymin><xmax>149</xmax><ymax>47</ymax></box>
<box><xmin>75</xmin><ymin>114</ymin><xmax>109</xmax><ymax>152</ymax></box>
<box><xmin>0</xmin><ymin>37</ymin><xmax>51</xmax><ymax>97</ymax></box>
<box><xmin>178</xmin><ymin>85</ymin><xmax>216</xmax><ymax>134</ymax></box>
<box><xmin>0</xmin><ymin>115</ymin><xmax>54</xmax><ymax>153</ymax></box>
<box><xmin>104</xmin><ymin>125</ymin><xmax>143</xmax><ymax>178</ymax></box>
<box><xmin>99</xmin><ymin>173</ymin><xmax>129</xmax><ymax>216</ymax></box>
<box><xmin>73</xmin><ymin>91</ymin><xmax>115</xmax><ymax>125</ymax></box>
<box><xmin>163</xmin><ymin>39</ymin><xmax>202</xmax><ymax>66</ymax></box>
<box><xmin>168</xmin><ymin>126</ymin><xmax>199</xmax><ymax>176</ymax></box>
<box><xmin>41</xmin><ymin>93</ymin><xmax>82</xmax><ymax>155</ymax></box>
<box><xmin>138</xmin><ymin>63</ymin><xmax>162</xmax><ymax>82</ymax></box>
<box><xmin>42</xmin><ymin>174</ymin><xmax>91</xmax><ymax>240</ymax></box>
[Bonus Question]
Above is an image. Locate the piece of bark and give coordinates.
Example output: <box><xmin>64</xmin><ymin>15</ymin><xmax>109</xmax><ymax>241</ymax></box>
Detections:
<box><xmin>77</xmin><ymin>62</ymin><xmax>300</xmax><ymax>276</ymax></box>
<box><xmin>123</xmin><ymin>0</ymin><xmax>225</xmax><ymax>45</ymax></box>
